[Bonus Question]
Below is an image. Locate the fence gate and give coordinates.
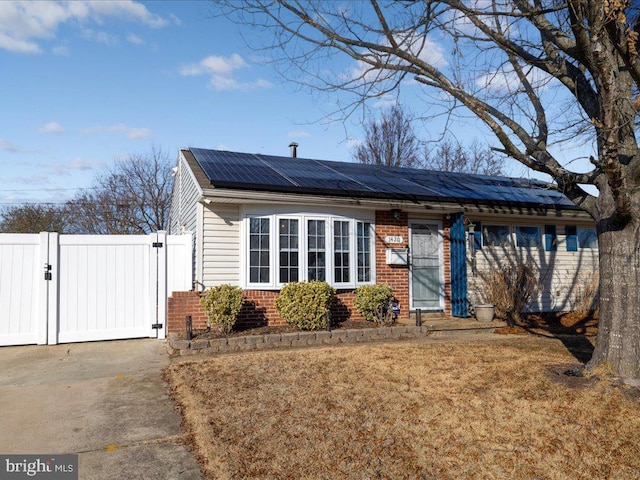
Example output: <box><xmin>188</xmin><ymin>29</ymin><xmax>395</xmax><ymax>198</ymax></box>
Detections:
<box><xmin>0</xmin><ymin>231</ymin><xmax>191</xmax><ymax>346</ymax></box>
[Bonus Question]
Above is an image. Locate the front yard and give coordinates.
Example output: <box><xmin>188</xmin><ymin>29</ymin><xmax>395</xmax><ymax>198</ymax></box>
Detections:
<box><xmin>165</xmin><ymin>335</ymin><xmax>640</xmax><ymax>480</ymax></box>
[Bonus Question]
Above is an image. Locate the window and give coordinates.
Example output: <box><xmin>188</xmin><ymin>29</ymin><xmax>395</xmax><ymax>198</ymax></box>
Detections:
<box><xmin>565</xmin><ymin>225</ymin><xmax>578</xmax><ymax>251</ymax></box>
<box><xmin>249</xmin><ymin>217</ymin><xmax>270</xmax><ymax>283</ymax></box>
<box><xmin>244</xmin><ymin>214</ymin><xmax>374</xmax><ymax>288</ymax></box>
<box><xmin>357</xmin><ymin>222</ymin><xmax>372</xmax><ymax>282</ymax></box>
<box><xmin>473</xmin><ymin>222</ymin><xmax>482</xmax><ymax>250</ymax></box>
<box><xmin>334</xmin><ymin>220</ymin><xmax>350</xmax><ymax>283</ymax></box>
<box><xmin>307</xmin><ymin>219</ymin><xmax>326</xmax><ymax>281</ymax></box>
<box><xmin>279</xmin><ymin>218</ymin><xmax>299</xmax><ymax>283</ymax></box>
<box><xmin>544</xmin><ymin>225</ymin><xmax>557</xmax><ymax>251</ymax></box>
<box><xmin>515</xmin><ymin>226</ymin><xmax>541</xmax><ymax>248</ymax></box>
<box><xmin>578</xmin><ymin>228</ymin><xmax>598</xmax><ymax>249</ymax></box>
<box><xmin>483</xmin><ymin>225</ymin><xmax>510</xmax><ymax>247</ymax></box>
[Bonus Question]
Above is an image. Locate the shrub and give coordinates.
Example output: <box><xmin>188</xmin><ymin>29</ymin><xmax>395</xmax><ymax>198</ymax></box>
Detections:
<box><xmin>275</xmin><ymin>281</ymin><xmax>335</xmax><ymax>330</ymax></box>
<box><xmin>479</xmin><ymin>259</ymin><xmax>540</xmax><ymax>327</ymax></box>
<box><xmin>573</xmin><ymin>270</ymin><xmax>600</xmax><ymax>315</ymax></box>
<box><xmin>200</xmin><ymin>284</ymin><xmax>244</xmax><ymax>334</ymax></box>
<box><xmin>353</xmin><ymin>284</ymin><xmax>395</xmax><ymax>326</ymax></box>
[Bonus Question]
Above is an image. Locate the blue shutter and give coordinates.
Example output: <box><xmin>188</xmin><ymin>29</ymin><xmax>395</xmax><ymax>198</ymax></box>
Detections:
<box><xmin>450</xmin><ymin>213</ymin><xmax>468</xmax><ymax>317</ymax></box>
<box><xmin>566</xmin><ymin>225</ymin><xmax>578</xmax><ymax>252</ymax></box>
<box><xmin>544</xmin><ymin>225</ymin><xmax>557</xmax><ymax>251</ymax></box>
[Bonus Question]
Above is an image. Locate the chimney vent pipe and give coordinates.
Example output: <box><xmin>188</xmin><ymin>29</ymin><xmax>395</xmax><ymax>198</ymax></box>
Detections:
<box><xmin>289</xmin><ymin>142</ymin><xmax>298</xmax><ymax>158</ymax></box>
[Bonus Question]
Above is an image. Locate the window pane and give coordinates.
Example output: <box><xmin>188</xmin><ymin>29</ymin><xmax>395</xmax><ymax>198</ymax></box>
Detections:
<box><xmin>249</xmin><ymin>217</ymin><xmax>270</xmax><ymax>284</ymax></box>
<box><xmin>516</xmin><ymin>226</ymin><xmax>541</xmax><ymax>248</ymax></box>
<box><xmin>578</xmin><ymin>228</ymin><xmax>598</xmax><ymax>248</ymax></box>
<box><xmin>357</xmin><ymin>222</ymin><xmax>371</xmax><ymax>282</ymax></box>
<box><xmin>544</xmin><ymin>225</ymin><xmax>557</xmax><ymax>251</ymax></box>
<box><xmin>279</xmin><ymin>219</ymin><xmax>299</xmax><ymax>283</ymax></box>
<box><xmin>308</xmin><ymin>220</ymin><xmax>326</xmax><ymax>281</ymax></box>
<box><xmin>483</xmin><ymin>225</ymin><xmax>510</xmax><ymax>247</ymax></box>
<box><xmin>333</xmin><ymin>220</ymin><xmax>350</xmax><ymax>283</ymax></box>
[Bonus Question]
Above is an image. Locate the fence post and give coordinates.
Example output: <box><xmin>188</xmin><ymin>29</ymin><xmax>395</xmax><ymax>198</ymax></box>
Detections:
<box><xmin>156</xmin><ymin>231</ymin><xmax>167</xmax><ymax>339</ymax></box>
<box><xmin>47</xmin><ymin>232</ymin><xmax>59</xmax><ymax>345</ymax></box>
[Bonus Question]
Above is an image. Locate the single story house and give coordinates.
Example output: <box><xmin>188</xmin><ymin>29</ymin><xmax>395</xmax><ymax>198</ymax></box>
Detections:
<box><xmin>166</xmin><ymin>147</ymin><xmax>598</xmax><ymax>333</ymax></box>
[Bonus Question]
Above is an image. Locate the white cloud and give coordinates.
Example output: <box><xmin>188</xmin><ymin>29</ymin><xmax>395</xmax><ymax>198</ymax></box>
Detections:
<box><xmin>50</xmin><ymin>157</ymin><xmax>104</xmax><ymax>175</ymax></box>
<box><xmin>168</xmin><ymin>13</ymin><xmax>182</xmax><ymax>27</ymax></box>
<box><xmin>288</xmin><ymin>130</ymin><xmax>312</xmax><ymax>138</ymax></box>
<box><xmin>52</xmin><ymin>45</ymin><xmax>69</xmax><ymax>56</ymax></box>
<box><xmin>180</xmin><ymin>53</ymin><xmax>273</xmax><ymax>91</ymax></box>
<box><xmin>82</xmin><ymin>28</ymin><xmax>117</xmax><ymax>45</ymax></box>
<box><xmin>0</xmin><ymin>32</ymin><xmax>41</xmax><ymax>54</ymax></box>
<box><xmin>0</xmin><ymin>1</ymin><xmax>169</xmax><ymax>54</ymax></box>
<box><xmin>127</xmin><ymin>33</ymin><xmax>144</xmax><ymax>45</ymax></box>
<box><xmin>39</xmin><ymin>122</ymin><xmax>65</xmax><ymax>134</ymax></box>
<box><xmin>0</xmin><ymin>139</ymin><xmax>20</xmax><ymax>152</ymax></box>
<box><xmin>475</xmin><ymin>65</ymin><xmax>551</xmax><ymax>93</ymax></box>
<box><xmin>81</xmin><ymin>123</ymin><xmax>151</xmax><ymax>140</ymax></box>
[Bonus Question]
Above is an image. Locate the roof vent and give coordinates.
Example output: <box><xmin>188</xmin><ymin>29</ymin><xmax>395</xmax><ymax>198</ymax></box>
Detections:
<box><xmin>289</xmin><ymin>142</ymin><xmax>298</xmax><ymax>158</ymax></box>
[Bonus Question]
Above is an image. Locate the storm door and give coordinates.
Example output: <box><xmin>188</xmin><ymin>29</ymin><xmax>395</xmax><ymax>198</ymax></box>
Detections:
<box><xmin>410</xmin><ymin>223</ymin><xmax>441</xmax><ymax>309</ymax></box>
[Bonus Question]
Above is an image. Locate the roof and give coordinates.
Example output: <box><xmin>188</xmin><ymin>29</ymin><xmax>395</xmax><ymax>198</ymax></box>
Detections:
<box><xmin>187</xmin><ymin>147</ymin><xmax>577</xmax><ymax>210</ymax></box>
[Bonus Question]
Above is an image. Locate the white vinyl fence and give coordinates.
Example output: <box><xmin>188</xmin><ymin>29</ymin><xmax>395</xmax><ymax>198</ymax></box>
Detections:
<box><xmin>0</xmin><ymin>231</ymin><xmax>191</xmax><ymax>346</ymax></box>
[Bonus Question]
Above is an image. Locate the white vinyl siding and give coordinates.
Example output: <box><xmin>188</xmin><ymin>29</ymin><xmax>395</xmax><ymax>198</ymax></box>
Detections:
<box><xmin>168</xmin><ymin>152</ymin><xmax>200</xmax><ymax>236</ymax></box>
<box><xmin>201</xmin><ymin>204</ymin><xmax>240</xmax><ymax>287</ymax></box>
<box><xmin>468</xmin><ymin>220</ymin><xmax>598</xmax><ymax>312</ymax></box>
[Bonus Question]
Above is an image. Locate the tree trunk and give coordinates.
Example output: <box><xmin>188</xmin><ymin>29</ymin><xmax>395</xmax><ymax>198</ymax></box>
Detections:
<box><xmin>586</xmin><ymin>218</ymin><xmax>640</xmax><ymax>378</ymax></box>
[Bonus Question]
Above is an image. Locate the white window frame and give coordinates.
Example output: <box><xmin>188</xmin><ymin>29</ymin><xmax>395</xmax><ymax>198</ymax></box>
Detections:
<box><xmin>482</xmin><ymin>224</ymin><xmax>511</xmax><ymax>248</ymax></box>
<box><xmin>277</xmin><ymin>216</ymin><xmax>300</xmax><ymax>284</ymax></box>
<box><xmin>515</xmin><ymin>225</ymin><xmax>542</xmax><ymax>249</ymax></box>
<box><xmin>241</xmin><ymin>211</ymin><xmax>375</xmax><ymax>289</ymax></box>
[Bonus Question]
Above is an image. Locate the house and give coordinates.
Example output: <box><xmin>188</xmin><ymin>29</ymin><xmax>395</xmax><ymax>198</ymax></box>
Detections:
<box><xmin>166</xmin><ymin>147</ymin><xmax>598</xmax><ymax>333</ymax></box>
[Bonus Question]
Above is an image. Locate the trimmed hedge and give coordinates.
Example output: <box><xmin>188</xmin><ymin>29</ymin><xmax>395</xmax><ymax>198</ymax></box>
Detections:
<box><xmin>200</xmin><ymin>284</ymin><xmax>244</xmax><ymax>334</ymax></box>
<box><xmin>275</xmin><ymin>281</ymin><xmax>335</xmax><ymax>330</ymax></box>
<box><xmin>353</xmin><ymin>284</ymin><xmax>395</xmax><ymax>326</ymax></box>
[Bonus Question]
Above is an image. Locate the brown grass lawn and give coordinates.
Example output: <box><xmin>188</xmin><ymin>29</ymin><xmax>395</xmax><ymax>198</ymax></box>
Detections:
<box><xmin>165</xmin><ymin>336</ymin><xmax>640</xmax><ymax>480</ymax></box>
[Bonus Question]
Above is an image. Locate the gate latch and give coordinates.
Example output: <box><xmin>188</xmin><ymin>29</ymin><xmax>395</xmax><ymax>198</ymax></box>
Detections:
<box><xmin>44</xmin><ymin>264</ymin><xmax>52</xmax><ymax>281</ymax></box>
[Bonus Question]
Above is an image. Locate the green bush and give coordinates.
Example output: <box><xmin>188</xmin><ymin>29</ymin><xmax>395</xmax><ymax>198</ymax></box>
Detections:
<box><xmin>275</xmin><ymin>281</ymin><xmax>335</xmax><ymax>330</ymax></box>
<box><xmin>200</xmin><ymin>284</ymin><xmax>244</xmax><ymax>334</ymax></box>
<box><xmin>353</xmin><ymin>284</ymin><xmax>395</xmax><ymax>326</ymax></box>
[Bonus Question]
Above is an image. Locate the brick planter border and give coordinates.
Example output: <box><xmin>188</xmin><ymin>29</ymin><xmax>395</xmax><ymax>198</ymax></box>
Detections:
<box><xmin>166</xmin><ymin>325</ymin><xmax>431</xmax><ymax>357</ymax></box>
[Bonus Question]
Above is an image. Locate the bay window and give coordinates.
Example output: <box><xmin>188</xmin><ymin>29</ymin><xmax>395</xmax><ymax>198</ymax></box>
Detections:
<box><xmin>307</xmin><ymin>219</ymin><xmax>326</xmax><ymax>281</ymax></box>
<box><xmin>279</xmin><ymin>218</ymin><xmax>299</xmax><ymax>283</ymax></box>
<box><xmin>357</xmin><ymin>221</ymin><xmax>372</xmax><ymax>282</ymax></box>
<box><xmin>249</xmin><ymin>217</ymin><xmax>270</xmax><ymax>284</ymax></box>
<box><xmin>244</xmin><ymin>214</ymin><xmax>374</xmax><ymax>288</ymax></box>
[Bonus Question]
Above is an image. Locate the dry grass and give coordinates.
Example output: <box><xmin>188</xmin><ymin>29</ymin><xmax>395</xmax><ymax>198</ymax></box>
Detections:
<box><xmin>166</xmin><ymin>337</ymin><xmax>640</xmax><ymax>480</ymax></box>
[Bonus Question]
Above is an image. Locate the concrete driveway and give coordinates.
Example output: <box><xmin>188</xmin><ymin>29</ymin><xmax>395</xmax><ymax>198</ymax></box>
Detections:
<box><xmin>0</xmin><ymin>339</ymin><xmax>201</xmax><ymax>479</ymax></box>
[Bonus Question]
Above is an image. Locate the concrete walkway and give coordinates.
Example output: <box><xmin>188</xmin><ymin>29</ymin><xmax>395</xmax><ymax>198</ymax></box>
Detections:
<box><xmin>0</xmin><ymin>339</ymin><xmax>201</xmax><ymax>479</ymax></box>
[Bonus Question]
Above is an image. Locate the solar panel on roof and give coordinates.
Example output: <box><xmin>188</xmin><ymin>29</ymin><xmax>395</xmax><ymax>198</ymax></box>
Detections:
<box><xmin>189</xmin><ymin>148</ymin><xmax>576</xmax><ymax>209</ymax></box>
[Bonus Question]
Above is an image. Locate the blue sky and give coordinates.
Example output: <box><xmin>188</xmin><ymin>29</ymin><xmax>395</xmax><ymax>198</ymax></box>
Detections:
<box><xmin>0</xmin><ymin>1</ymin><xmax>591</xmax><ymax>206</ymax></box>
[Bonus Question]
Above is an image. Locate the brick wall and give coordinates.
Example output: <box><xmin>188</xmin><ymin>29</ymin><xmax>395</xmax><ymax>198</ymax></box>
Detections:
<box><xmin>167</xmin><ymin>209</ymin><xmax>452</xmax><ymax>335</ymax></box>
<box><xmin>375</xmin><ymin>210</ymin><xmax>410</xmax><ymax>321</ymax></box>
<box><xmin>167</xmin><ymin>289</ymin><xmax>366</xmax><ymax>335</ymax></box>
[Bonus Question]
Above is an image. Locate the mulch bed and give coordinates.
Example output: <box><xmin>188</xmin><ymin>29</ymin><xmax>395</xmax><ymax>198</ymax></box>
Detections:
<box><xmin>494</xmin><ymin>311</ymin><xmax>598</xmax><ymax>336</ymax></box>
<box><xmin>183</xmin><ymin>319</ymin><xmax>380</xmax><ymax>341</ymax></box>
<box><xmin>179</xmin><ymin>310</ymin><xmax>599</xmax><ymax>341</ymax></box>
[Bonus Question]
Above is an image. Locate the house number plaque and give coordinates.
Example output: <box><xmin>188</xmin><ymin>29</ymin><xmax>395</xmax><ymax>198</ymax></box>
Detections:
<box><xmin>385</xmin><ymin>235</ymin><xmax>404</xmax><ymax>244</ymax></box>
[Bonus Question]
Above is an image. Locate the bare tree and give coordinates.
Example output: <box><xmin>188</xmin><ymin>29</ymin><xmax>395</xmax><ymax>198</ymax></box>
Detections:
<box><xmin>352</xmin><ymin>104</ymin><xmax>423</xmax><ymax>168</ymax></box>
<box><xmin>425</xmin><ymin>138</ymin><xmax>505</xmax><ymax>176</ymax></box>
<box><xmin>66</xmin><ymin>148</ymin><xmax>173</xmax><ymax>234</ymax></box>
<box><xmin>0</xmin><ymin>204</ymin><xmax>69</xmax><ymax>233</ymax></box>
<box><xmin>217</xmin><ymin>1</ymin><xmax>640</xmax><ymax>378</ymax></box>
